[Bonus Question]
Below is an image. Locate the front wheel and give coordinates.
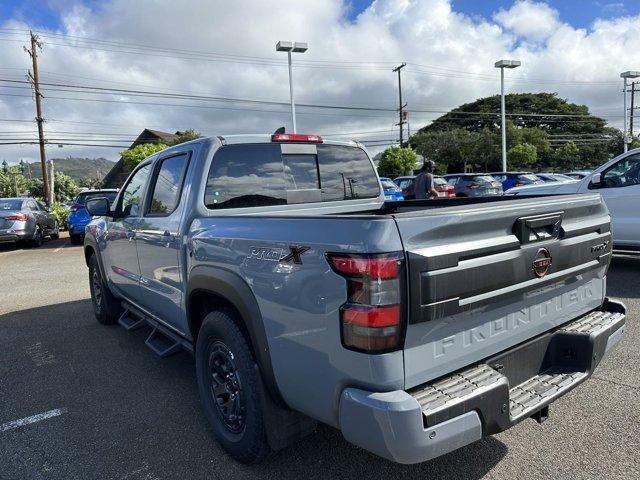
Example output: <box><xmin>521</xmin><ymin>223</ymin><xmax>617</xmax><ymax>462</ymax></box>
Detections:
<box><xmin>196</xmin><ymin>310</ymin><xmax>270</xmax><ymax>464</ymax></box>
<box><xmin>88</xmin><ymin>254</ymin><xmax>121</xmax><ymax>325</ymax></box>
<box><xmin>29</xmin><ymin>226</ymin><xmax>43</xmax><ymax>248</ymax></box>
<box><xmin>50</xmin><ymin>221</ymin><xmax>60</xmax><ymax>240</ymax></box>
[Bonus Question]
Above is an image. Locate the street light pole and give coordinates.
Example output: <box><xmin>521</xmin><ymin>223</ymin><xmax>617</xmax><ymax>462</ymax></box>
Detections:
<box><xmin>495</xmin><ymin>59</ymin><xmax>521</xmax><ymax>172</ymax></box>
<box><xmin>276</xmin><ymin>41</ymin><xmax>308</xmax><ymax>133</ymax></box>
<box><xmin>620</xmin><ymin>71</ymin><xmax>640</xmax><ymax>153</ymax></box>
<box><xmin>500</xmin><ymin>66</ymin><xmax>506</xmax><ymax>170</ymax></box>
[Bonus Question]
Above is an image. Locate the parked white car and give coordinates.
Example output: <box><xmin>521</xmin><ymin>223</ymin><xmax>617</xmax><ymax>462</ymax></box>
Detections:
<box><xmin>507</xmin><ymin>148</ymin><xmax>640</xmax><ymax>248</ymax></box>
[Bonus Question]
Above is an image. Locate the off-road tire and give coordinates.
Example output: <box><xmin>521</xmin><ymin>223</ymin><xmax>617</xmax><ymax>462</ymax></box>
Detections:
<box><xmin>196</xmin><ymin>310</ymin><xmax>270</xmax><ymax>464</ymax></box>
<box><xmin>88</xmin><ymin>254</ymin><xmax>121</xmax><ymax>325</ymax></box>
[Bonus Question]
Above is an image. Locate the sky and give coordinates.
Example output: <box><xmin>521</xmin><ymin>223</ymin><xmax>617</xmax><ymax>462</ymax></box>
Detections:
<box><xmin>1</xmin><ymin>0</ymin><xmax>640</xmax><ymax>164</ymax></box>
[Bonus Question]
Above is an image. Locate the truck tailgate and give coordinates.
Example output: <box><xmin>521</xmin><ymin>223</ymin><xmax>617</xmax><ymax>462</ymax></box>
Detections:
<box><xmin>392</xmin><ymin>194</ymin><xmax>612</xmax><ymax>388</ymax></box>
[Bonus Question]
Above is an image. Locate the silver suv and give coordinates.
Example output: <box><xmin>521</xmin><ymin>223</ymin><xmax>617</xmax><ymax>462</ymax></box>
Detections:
<box><xmin>443</xmin><ymin>174</ymin><xmax>503</xmax><ymax>197</ymax></box>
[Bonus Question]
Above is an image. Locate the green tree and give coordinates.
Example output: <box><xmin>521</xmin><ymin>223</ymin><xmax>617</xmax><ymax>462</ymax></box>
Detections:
<box><xmin>415</xmin><ymin>92</ymin><xmax>613</xmax><ymax>170</ymax></box>
<box><xmin>552</xmin><ymin>141</ymin><xmax>581</xmax><ymax>170</ymax></box>
<box><xmin>377</xmin><ymin>146</ymin><xmax>418</xmax><ymax>177</ymax></box>
<box><xmin>170</xmin><ymin>129</ymin><xmax>201</xmax><ymax>145</ymax></box>
<box><xmin>508</xmin><ymin>143</ymin><xmax>537</xmax><ymax>168</ymax></box>
<box><xmin>121</xmin><ymin>143</ymin><xmax>168</xmax><ymax>170</ymax></box>
<box><xmin>0</xmin><ymin>166</ymin><xmax>29</xmax><ymax>197</ymax></box>
<box><xmin>26</xmin><ymin>172</ymin><xmax>80</xmax><ymax>202</ymax></box>
<box><xmin>53</xmin><ymin>171</ymin><xmax>80</xmax><ymax>202</ymax></box>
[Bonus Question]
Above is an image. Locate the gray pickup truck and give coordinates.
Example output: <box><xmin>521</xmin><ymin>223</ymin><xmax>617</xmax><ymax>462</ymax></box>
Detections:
<box><xmin>83</xmin><ymin>133</ymin><xmax>626</xmax><ymax>464</ymax></box>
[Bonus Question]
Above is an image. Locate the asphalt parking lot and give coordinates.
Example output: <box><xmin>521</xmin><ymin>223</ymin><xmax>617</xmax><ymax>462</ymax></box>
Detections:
<box><xmin>1</xmin><ymin>234</ymin><xmax>639</xmax><ymax>480</ymax></box>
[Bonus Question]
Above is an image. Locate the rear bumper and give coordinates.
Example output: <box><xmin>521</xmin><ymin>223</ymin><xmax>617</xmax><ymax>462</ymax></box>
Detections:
<box><xmin>69</xmin><ymin>223</ymin><xmax>87</xmax><ymax>235</ymax></box>
<box><xmin>338</xmin><ymin>298</ymin><xmax>626</xmax><ymax>464</ymax></box>
<box><xmin>0</xmin><ymin>230</ymin><xmax>32</xmax><ymax>243</ymax></box>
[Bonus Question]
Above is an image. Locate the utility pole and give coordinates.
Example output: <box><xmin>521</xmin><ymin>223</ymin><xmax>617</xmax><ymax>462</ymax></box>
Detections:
<box><xmin>630</xmin><ymin>81</ymin><xmax>636</xmax><ymax>139</ymax></box>
<box><xmin>48</xmin><ymin>159</ymin><xmax>55</xmax><ymax>205</ymax></box>
<box><xmin>393</xmin><ymin>63</ymin><xmax>407</xmax><ymax>146</ymax></box>
<box><xmin>25</xmin><ymin>31</ymin><xmax>50</xmax><ymax>205</ymax></box>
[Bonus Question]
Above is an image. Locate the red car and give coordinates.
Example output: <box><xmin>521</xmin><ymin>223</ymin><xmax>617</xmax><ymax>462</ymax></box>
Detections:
<box><xmin>394</xmin><ymin>175</ymin><xmax>455</xmax><ymax>199</ymax></box>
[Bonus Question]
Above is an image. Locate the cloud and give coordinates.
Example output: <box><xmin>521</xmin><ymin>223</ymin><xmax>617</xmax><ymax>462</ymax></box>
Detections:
<box><xmin>494</xmin><ymin>0</ymin><xmax>561</xmax><ymax>42</ymax></box>
<box><xmin>0</xmin><ymin>0</ymin><xmax>637</xmax><ymax>165</ymax></box>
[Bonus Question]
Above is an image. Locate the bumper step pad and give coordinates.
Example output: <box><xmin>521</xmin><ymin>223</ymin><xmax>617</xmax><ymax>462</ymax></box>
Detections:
<box><xmin>412</xmin><ymin>364</ymin><xmax>504</xmax><ymax>414</ymax></box>
<box><xmin>409</xmin><ymin>301</ymin><xmax>625</xmax><ymax>434</ymax></box>
<box><xmin>509</xmin><ymin>370</ymin><xmax>586</xmax><ymax>419</ymax></box>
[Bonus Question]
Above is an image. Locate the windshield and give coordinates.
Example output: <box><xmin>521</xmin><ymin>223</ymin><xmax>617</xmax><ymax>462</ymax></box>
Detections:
<box><xmin>0</xmin><ymin>199</ymin><xmax>22</xmax><ymax>210</ymax></box>
<box><xmin>75</xmin><ymin>192</ymin><xmax>118</xmax><ymax>205</ymax></box>
<box><xmin>552</xmin><ymin>174</ymin><xmax>573</xmax><ymax>181</ymax></box>
<box><xmin>433</xmin><ymin>177</ymin><xmax>448</xmax><ymax>186</ymax></box>
<box><xmin>472</xmin><ymin>175</ymin><xmax>497</xmax><ymax>183</ymax></box>
<box><xmin>518</xmin><ymin>174</ymin><xmax>541</xmax><ymax>183</ymax></box>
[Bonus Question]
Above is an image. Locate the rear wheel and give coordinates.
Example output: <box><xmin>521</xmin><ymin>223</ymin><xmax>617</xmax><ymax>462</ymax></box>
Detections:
<box><xmin>70</xmin><ymin>234</ymin><xmax>83</xmax><ymax>245</ymax></box>
<box><xmin>196</xmin><ymin>310</ymin><xmax>269</xmax><ymax>464</ymax></box>
<box><xmin>88</xmin><ymin>254</ymin><xmax>121</xmax><ymax>325</ymax></box>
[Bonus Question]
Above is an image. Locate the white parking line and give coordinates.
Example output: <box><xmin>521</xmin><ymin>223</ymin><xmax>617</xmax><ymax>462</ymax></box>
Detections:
<box><xmin>0</xmin><ymin>408</ymin><xmax>66</xmax><ymax>433</ymax></box>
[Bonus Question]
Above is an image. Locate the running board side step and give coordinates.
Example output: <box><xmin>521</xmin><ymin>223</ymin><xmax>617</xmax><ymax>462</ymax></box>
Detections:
<box><xmin>408</xmin><ymin>300</ymin><xmax>626</xmax><ymax>435</ymax></box>
<box><xmin>118</xmin><ymin>301</ymin><xmax>193</xmax><ymax>357</ymax></box>
<box><xmin>118</xmin><ymin>309</ymin><xmax>147</xmax><ymax>331</ymax></box>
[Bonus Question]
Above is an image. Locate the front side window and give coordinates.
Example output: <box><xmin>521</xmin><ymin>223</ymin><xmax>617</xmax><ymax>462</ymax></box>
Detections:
<box><xmin>204</xmin><ymin>143</ymin><xmax>380</xmax><ymax>209</ymax></box>
<box><xmin>120</xmin><ymin>164</ymin><xmax>151</xmax><ymax>217</ymax></box>
<box><xmin>148</xmin><ymin>154</ymin><xmax>189</xmax><ymax>215</ymax></box>
<box><xmin>602</xmin><ymin>155</ymin><xmax>640</xmax><ymax>188</ymax></box>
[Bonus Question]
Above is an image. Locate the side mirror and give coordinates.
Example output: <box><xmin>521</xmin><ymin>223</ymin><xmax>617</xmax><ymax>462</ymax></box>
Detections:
<box><xmin>86</xmin><ymin>197</ymin><xmax>110</xmax><ymax>216</ymax></box>
<box><xmin>589</xmin><ymin>172</ymin><xmax>602</xmax><ymax>188</ymax></box>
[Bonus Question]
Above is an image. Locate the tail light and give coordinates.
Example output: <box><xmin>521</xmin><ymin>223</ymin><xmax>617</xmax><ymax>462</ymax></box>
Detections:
<box><xmin>328</xmin><ymin>252</ymin><xmax>404</xmax><ymax>353</ymax></box>
<box><xmin>69</xmin><ymin>203</ymin><xmax>83</xmax><ymax>212</ymax></box>
<box><xmin>272</xmin><ymin>133</ymin><xmax>323</xmax><ymax>143</ymax></box>
<box><xmin>5</xmin><ymin>213</ymin><xmax>28</xmax><ymax>221</ymax></box>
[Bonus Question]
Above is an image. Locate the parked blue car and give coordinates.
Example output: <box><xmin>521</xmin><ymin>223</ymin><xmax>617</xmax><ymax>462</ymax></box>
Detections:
<box><xmin>68</xmin><ymin>189</ymin><xmax>118</xmax><ymax>245</ymax></box>
<box><xmin>489</xmin><ymin>172</ymin><xmax>544</xmax><ymax>191</ymax></box>
<box><xmin>379</xmin><ymin>177</ymin><xmax>404</xmax><ymax>201</ymax></box>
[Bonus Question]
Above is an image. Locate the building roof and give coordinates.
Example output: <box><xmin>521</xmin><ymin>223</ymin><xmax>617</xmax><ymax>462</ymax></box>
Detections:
<box><xmin>101</xmin><ymin>129</ymin><xmax>178</xmax><ymax>188</ymax></box>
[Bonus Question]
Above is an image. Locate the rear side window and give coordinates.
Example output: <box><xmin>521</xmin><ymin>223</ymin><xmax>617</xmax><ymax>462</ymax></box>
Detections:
<box><xmin>148</xmin><ymin>154</ymin><xmax>189</xmax><ymax>215</ymax></box>
<box><xmin>204</xmin><ymin>143</ymin><xmax>379</xmax><ymax>209</ymax></box>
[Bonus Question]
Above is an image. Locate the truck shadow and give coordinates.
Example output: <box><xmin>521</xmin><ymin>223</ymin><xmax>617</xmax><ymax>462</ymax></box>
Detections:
<box><xmin>608</xmin><ymin>254</ymin><xmax>640</xmax><ymax>299</ymax></box>
<box><xmin>0</xmin><ymin>298</ymin><xmax>502</xmax><ymax>480</ymax></box>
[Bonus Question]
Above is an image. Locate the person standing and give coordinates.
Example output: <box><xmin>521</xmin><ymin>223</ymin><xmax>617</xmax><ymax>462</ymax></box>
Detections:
<box><xmin>413</xmin><ymin>160</ymin><xmax>438</xmax><ymax>199</ymax></box>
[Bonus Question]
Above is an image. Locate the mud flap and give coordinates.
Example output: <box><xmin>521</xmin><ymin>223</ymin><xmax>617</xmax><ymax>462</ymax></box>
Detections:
<box><xmin>256</xmin><ymin>366</ymin><xmax>317</xmax><ymax>451</ymax></box>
